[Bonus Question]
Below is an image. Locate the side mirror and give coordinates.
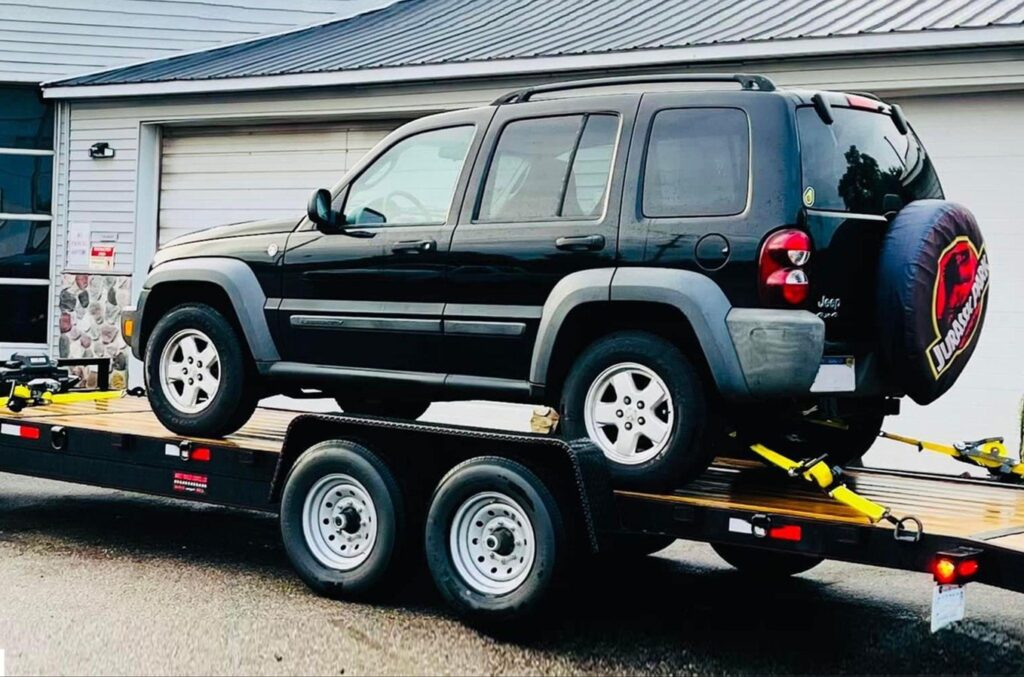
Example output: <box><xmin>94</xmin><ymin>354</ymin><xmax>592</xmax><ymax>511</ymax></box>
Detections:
<box><xmin>307</xmin><ymin>188</ymin><xmax>339</xmax><ymax>230</ymax></box>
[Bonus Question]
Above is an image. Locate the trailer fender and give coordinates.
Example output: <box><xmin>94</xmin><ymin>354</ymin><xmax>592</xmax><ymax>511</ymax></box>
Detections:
<box><xmin>271</xmin><ymin>415</ymin><xmax>615</xmax><ymax>552</ymax></box>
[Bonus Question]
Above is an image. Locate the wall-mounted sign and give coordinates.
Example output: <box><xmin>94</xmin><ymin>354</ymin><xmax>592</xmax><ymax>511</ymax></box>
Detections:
<box><xmin>67</xmin><ymin>221</ymin><xmax>91</xmax><ymax>269</ymax></box>
<box><xmin>90</xmin><ymin>245</ymin><xmax>115</xmax><ymax>271</ymax></box>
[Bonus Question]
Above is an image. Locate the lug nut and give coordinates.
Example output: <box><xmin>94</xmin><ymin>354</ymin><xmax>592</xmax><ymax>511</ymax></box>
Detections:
<box><xmin>625</xmin><ymin>422</ymin><xmax>633</xmax><ymax>430</ymax></box>
<box><xmin>638</xmin><ymin>417</ymin><xmax>646</xmax><ymax>425</ymax></box>
<box><xmin>637</xmin><ymin>401</ymin><xmax>645</xmax><ymax>409</ymax></box>
<box><xmin>623</xmin><ymin>396</ymin><xmax>631</xmax><ymax>405</ymax></box>
<box><xmin>616</xmin><ymin>410</ymin><xmax>624</xmax><ymax>418</ymax></box>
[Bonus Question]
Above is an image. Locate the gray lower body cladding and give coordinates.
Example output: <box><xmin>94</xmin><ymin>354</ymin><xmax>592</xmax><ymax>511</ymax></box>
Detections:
<box><xmin>725</xmin><ymin>308</ymin><xmax>824</xmax><ymax>398</ymax></box>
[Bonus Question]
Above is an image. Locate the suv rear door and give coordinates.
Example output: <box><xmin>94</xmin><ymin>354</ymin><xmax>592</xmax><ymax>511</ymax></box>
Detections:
<box><xmin>445</xmin><ymin>94</ymin><xmax>638</xmax><ymax>385</ymax></box>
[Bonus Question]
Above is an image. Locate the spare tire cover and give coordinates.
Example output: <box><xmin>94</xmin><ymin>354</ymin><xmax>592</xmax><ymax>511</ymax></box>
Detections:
<box><xmin>876</xmin><ymin>200</ymin><xmax>990</xmax><ymax>405</ymax></box>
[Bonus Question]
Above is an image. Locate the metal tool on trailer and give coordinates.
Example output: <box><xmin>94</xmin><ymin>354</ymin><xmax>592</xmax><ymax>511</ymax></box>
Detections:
<box><xmin>0</xmin><ymin>396</ymin><xmax>1023</xmax><ymax>632</ymax></box>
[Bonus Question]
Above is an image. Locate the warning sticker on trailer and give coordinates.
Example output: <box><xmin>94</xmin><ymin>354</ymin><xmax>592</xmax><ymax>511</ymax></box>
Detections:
<box><xmin>173</xmin><ymin>471</ymin><xmax>208</xmax><ymax>495</ymax></box>
<box><xmin>931</xmin><ymin>584</ymin><xmax>965</xmax><ymax>633</ymax></box>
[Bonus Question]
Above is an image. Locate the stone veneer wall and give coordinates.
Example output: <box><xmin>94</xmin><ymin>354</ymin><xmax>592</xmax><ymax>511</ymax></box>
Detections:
<box><xmin>57</xmin><ymin>274</ymin><xmax>131</xmax><ymax>389</ymax></box>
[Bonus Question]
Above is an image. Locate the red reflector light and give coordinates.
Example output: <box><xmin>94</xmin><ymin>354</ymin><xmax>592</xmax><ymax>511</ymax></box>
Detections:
<box><xmin>191</xmin><ymin>447</ymin><xmax>211</xmax><ymax>462</ymax></box>
<box><xmin>768</xmin><ymin>524</ymin><xmax>802</xmax><ymax>542</ymax></box>
<box><xmin>847</xmin><ymin>94</ymin><xmax>883</xmax><ymax>111</ymax></box>
<box><xmin>22</xmin><ymin>426</ymin><xmax>40</xmax><ymax>440</ymax></box>
<box><xmin>957</xmin><ymin>559</ymin><xmax>979</xmax><ymax>579</ymax></box>
<box><xmin>0</xmin><ymin>424</ymin><xmax>40</xmax><ymax>440</ymax></box>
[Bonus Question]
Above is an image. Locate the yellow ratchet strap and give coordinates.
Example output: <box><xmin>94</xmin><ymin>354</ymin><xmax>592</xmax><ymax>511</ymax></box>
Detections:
<box><xmin>1</xmin><ymin>387</ymin><xmax>125</xmax><ymax>409</ymax></box>
<box><xmin>879</xmin><ymin>431</ymin><xmax>1024</xmax><ymax>480</ymax></box>
<box><xmin>749</xmin><ymin>443</ymin><xmax>890</xmax><ymax>524</ymax></box>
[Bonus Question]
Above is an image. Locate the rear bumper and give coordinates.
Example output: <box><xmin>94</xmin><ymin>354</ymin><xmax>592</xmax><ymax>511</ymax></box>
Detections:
<box><xmin>724</xmin><ymin>308</ymin><xmax>824</xmax><ymax>398</ymax></box>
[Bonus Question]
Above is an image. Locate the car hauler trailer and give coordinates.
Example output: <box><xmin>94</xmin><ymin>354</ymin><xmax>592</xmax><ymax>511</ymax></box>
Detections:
<box><xmin>0</xmin><ymin>394</ymin><xmax>1022</xmax><ymax>630</ymax></box>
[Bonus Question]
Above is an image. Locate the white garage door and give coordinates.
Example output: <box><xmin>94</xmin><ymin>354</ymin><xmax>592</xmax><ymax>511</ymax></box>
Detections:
<box><xmin>866</xmin><ymin>91</ymin><xmax>1024</xmax><ymax>473</ymax></box>
<box><xmin>159</xmin><ymin>121</ymin><xmax>402</xmax><ymax>245</ymax></box>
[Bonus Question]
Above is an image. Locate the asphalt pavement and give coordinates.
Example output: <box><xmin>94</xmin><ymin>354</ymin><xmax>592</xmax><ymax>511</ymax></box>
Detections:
<box><xmin>2</xmin><ymin>470</ymin><xmax>1024</xmax><ymax>676</ymax></box>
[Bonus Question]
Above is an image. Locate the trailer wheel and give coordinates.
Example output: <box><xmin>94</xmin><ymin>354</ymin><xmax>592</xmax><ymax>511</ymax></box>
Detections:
<box><xmin>425</xmin><ymin>457</ymin><xmax>565</xmax><ymax>626</ymax></box>
<box><xmin>280</xmin><ymin>440</ymin><xmax>405</xmax><ymax>600</ymax></box>
<box><xmin>712</xmin><ymin>543</ymin><xmax>823</xmax><ymax>578</ymax></box>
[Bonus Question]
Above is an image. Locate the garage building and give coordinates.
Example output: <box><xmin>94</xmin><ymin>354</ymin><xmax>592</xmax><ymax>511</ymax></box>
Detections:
<box><xmin>40</xmin><ymin>0</ymin><xmax>1024</xmax><ymax>468</ymax></box>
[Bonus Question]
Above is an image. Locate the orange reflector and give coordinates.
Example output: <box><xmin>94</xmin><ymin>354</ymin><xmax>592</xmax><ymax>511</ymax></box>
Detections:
<box><xmin>933</xmin><ymin>557</ymin><xmax>957</xmax><ymax>584</ymax></box>
<box><xmin>122</xmin><ymin>318</ymin><xmax>134</xmax><ymax>338</ymax></box>
<box><xmin>768</xmin><ymin>524</ymin><xmax>802</xmax><ymax>542</ymax></box>
<box><xmin>191</xmin><ymin>447</ymin><xmax>211</xmax><ymax>462</ymax></box>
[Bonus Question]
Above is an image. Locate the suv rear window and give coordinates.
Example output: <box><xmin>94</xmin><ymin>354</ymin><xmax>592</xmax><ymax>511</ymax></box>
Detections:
<box><xmin>642</xmin><ymin>108</ymin><xmax>749</xmax><ymax>218</ymax></box>
<box><xmin>797</xmin><ymin>106</ymin><xmax>942</xmax><ymax>214</ymax></box>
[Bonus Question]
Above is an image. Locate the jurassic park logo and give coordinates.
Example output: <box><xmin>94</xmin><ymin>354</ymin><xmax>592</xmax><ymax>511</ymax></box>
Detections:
<box><xmin>927</xmin><ymin>236</ymin><xmax>990</xmax><ymax>379</ymax></box>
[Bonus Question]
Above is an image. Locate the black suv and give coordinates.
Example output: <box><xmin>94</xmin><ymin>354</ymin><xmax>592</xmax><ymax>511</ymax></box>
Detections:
<box><xmin>124</xmin><ymin>74</ymin><xmax>990</xmax><ymax>490</ymax></box>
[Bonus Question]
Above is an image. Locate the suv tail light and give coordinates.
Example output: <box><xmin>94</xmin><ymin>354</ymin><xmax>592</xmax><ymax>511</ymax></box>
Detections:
<box><xmin>759</xmin><ymin>229</ymin><xmax>812</xmax><ymax>307</ymax></box>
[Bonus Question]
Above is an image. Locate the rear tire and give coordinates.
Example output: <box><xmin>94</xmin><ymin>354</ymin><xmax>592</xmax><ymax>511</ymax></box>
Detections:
<box><xmin>145</xmin><ymin>303</ymin><xmax>257</xmax><ymax>437</ymax></box>
<box><xmin>560</xmin><ymin>331</ymin><xmax>709</xmax><ymax>491</ymax></box>
<box><xmin>757</xmin><ymin>413</ymin><xmax>884</xmax><ymax>468</ymax></box>
<box><xmin>712</xmin><ymin>543</ymin><xmax>823</xmax><ymax>578</ymax></box>
<box><xmin>335</xmin><ymin>397</ymin><xmax>430</xmax><ymax>421</ymax></box>
<box><xmin>280</xmin><ymin>440</ymin><xmax>406</xmax><ymax>600</ymax></box>
<box><xmin>425</xmin><ymin>457</ymin><xmax>565</xmax><ymax>627</ymax></box>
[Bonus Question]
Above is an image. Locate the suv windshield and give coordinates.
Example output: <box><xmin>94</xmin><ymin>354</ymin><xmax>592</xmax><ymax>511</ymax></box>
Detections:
<box><xmin>797</xmin><ymin>106</ymin><xmax>942</xmax><ymax>214</ymax></box>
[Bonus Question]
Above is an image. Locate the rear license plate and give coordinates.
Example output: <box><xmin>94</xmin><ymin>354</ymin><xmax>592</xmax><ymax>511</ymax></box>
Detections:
<box><xmin>810</xmin><ymin>356</ymin><xmax>856</xmax><ymax>393</ymax></box>
<box><xmin>931</xmin><ymin>583</ymin><xmax>966</xmax><ymax>632</ymax></box>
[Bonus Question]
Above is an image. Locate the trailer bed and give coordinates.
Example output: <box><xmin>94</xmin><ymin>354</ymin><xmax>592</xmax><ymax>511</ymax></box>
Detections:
<box><xmin>2</xmin><ymin>396</ymin><xmax>1023</xmax><ymax>593</ymax></box>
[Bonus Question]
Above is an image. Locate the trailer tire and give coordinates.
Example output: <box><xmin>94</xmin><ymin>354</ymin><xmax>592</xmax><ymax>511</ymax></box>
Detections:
<box><xmin>280</xmin><ymin>440</ymin><xmax>406</xmax><ymax>600</ymax></box>
<box><xmin>425</xmin><ymin>457</ymin><xmax>565</xmax><ymax>627</ymax></box>
<box><xmin>712</xmin><ymin>543</ymin><xmax>823</xmax><ymax>578</ymax></box>
<box><xmin>602</xmin><ymin>533</ymin><xmax>676</xmax><ymax>558</ymax></box>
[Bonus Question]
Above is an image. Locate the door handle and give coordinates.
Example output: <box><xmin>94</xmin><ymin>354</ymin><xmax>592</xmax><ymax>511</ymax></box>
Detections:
<box><xmin>391</xmin><ymin>239</ymin><xmax>436</xmax><ymax>254</ymax></box>
<box><xmin>555</xmin><ymin>234</ymin><xmax>605</xmax><ymax>251</ymax></box>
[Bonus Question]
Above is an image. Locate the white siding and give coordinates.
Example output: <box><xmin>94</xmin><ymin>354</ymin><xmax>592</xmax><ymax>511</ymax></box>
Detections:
<box><xmin>158</xmin><ymin>121</ymin><xmax>399</xmax><ymax>243</ymax></box>
<box><xmin>0</xmin><ymin>0</ymin><xmax>398</xmax><ymax>83</ymax></box>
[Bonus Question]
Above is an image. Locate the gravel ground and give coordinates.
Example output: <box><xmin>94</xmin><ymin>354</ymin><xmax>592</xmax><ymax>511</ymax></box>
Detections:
<box><xmin>1</xmin><ymin>472</ymin><xmax>1023</xmax><ymax>676</ymax></box>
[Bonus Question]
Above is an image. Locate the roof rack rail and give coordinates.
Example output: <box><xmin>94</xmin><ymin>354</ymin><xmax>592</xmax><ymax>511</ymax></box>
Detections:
<box><xmin>492</xmin><ymin>73</ymin><xmax>776</xmax><ymax>105</ymax></box>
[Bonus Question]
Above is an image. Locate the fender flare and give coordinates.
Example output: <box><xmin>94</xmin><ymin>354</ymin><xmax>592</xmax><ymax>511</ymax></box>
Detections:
<box><xmin>528</xmin><ymin>267</ymin><xmax>751</xmax><ymax>399</ymax></box>
<box><xmin>140</xmin><ymin>257</ymin><xmax>280</xmax><ymax>362</ymax></box>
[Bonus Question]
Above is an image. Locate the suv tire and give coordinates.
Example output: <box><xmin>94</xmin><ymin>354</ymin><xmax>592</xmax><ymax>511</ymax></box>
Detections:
<box><xmin>560</xmin><ymin>331</ymin><xmax>708</xmax><ymax>491</ymax></box>
<box><xmin>335</xmin><ymin>397</ymin><xmax>430</xmax><ymax>421</ymax></box>
<box><xmin>145</xmin><ymin>303</ymin><xmax>257</xmax><ymax>437</ymax></box>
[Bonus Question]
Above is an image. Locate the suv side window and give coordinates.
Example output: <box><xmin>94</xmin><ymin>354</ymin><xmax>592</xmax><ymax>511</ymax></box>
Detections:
<box><xmin>477</xmin><ymin>114</ymin><xmax>618</xmax><ymax>222</ymax></box>
<box><xmin>642</xmin><ymin>108</ymin><xmax>749</xmax><ymax>218</ymax></box>
<box><xmin>340</xmin><ymin>125</ymin><xmax>474</xmax><ymax>227</ymax></box>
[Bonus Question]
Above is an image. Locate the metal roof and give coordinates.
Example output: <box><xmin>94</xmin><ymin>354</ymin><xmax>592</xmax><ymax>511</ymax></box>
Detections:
<box><xmin>51</xmin><ymin>0</ymin><xmax>1024</xmax><ymax>88</ymax></box>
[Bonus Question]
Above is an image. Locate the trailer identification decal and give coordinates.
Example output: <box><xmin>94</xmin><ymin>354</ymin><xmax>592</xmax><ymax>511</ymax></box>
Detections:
<box><xmin>173</xmin><ymin>472</ymin><xmax>208</xmax><ymax>495</ymax></box>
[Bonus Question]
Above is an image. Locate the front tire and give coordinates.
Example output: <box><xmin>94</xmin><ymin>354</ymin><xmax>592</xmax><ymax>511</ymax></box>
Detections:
<box><xmin>280</xmin><ymin>440</ymin><xmax>407</xmax><ymax>600</ymax></box>
<box><xmin>425</xmin><ymin>457</ymin><xmax>565</xmax><ymax>627</ymax></box>
<box><xmin>561</xmin><ymin>331</ymin><xmax>709</xmax><ymax>491</ymax></box>
<box><xmin>145</xmin><ymin>303</ymin><xmax>257</xmax><ymax>437</ymax></box>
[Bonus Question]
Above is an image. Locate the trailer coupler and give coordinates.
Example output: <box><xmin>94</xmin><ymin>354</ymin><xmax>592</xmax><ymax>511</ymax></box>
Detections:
<box><xmin>749</xmin><ymin>443</ymin><xmax>919</xmax><ymax>538</ymax></box>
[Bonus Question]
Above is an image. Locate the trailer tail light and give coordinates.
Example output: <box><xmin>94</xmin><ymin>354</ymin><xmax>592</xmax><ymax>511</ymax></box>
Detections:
<box><xmin>759</xmin><ymin>229</ymin><xmax>812</xmax><ymax>307</ymax></box>
<box><xmin>191</xmin><ymin>447</ymin><xmax>211</xmax><ymax>462</ymax></box>
<box><xmin>768</xmin><ymin>524</ymin><xmax>803</xmax><ymax>542</ymax></box>
<box><xmin>932</xmin><ymin>551</ymin><xmax>980</xmax><ymax>585</ymax></box>
<box><xmin>1</xmin><ymin>424</ymin><xmax>41</xmax><ymax>440</ymax></box>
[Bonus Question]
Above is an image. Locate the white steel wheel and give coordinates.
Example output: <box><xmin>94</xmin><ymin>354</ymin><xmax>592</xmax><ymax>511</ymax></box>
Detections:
<box><xmin>450</xmin><ymin>491</ymin><xmax>536</xmax><ymax>595</ymax></box>
<box><xmin>584</xmin><ymin>362</ymin><xmax>675</xmax><ymax>465</ymax></box>
<box><xmin>302</xmin><ymin>473</ymin><xmax>378</xmax><ymax>571</ymax></box>
<box><xmin>158</xmin><ymin>328</ymin><xmax>221</xmax><ymax>414</ymax></box>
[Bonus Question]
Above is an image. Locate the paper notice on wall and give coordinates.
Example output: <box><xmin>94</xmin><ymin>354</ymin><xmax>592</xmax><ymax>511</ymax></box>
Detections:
<box><xmin>67</xmin><ymin>221</ymin><xmax>91</xmax><ymax>269</ymax></box>
<box><xmin>90</xmin><ymin>245</ymin><xmax>115</xmax><ymax>271</ymax></box>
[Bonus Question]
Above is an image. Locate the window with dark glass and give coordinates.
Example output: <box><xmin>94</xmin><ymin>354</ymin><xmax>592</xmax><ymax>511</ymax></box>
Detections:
<box><xmin>642</xmin><ymin>108</ymin><xmax>750</xmax><ymax>218</ymax></box>
<box><xmin>797</xmin><ymin>106</ymin><xmax>942</xmax><ymax>214</ymax></box>
<box><xmin>478</xmin><ymin>114</ymin><xmax>618</xmax><ymax>222</ymax></box>
<box><xmin>0</xmin><ymin>85</ymin><xmax>54</xmax><ymax>347</ymax></box>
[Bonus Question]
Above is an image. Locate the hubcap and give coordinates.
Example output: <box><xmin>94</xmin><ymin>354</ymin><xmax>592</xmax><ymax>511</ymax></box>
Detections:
<box><xmin>158</xmin><ymin>328</ymin><xmax>221</xmax><ymax>414</ymax></box>
<box><xmin>584</xmin><ymin>362</ymin><xmax>674</xmax><ymax>465</ymax></box>
<box><xmin>302</xmin><ymin>474</ymin><xmax>377</xmax><ymax>571</ymax></box>
<box><xmin>450</xmin><ymin>491</ymin><xmax>535</xmax><ymax>595</ymax></box>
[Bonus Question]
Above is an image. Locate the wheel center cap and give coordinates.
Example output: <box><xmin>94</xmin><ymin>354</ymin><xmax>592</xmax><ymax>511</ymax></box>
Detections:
<box><xmin>485</xmin><ymin>527</ymin><xmax>516</xmax><ymax>556</ymax></box>
<box><xmin>336</xmin><ymin>506</ymin><xmax>361</xmax><ymax>534</ymax></box>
